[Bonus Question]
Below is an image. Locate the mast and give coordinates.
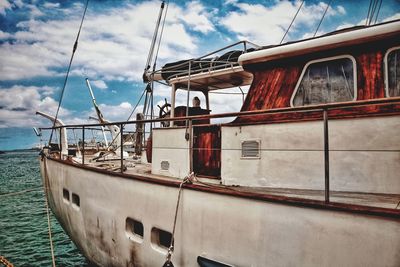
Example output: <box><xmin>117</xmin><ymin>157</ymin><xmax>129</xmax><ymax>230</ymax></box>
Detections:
<box><xmin>85</xmin><ymin>78</ymin><xmax>121</xmax><ymax>148</ymax></box>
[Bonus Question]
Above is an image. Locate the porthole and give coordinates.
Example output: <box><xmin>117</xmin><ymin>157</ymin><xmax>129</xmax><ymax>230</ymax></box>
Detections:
<box><xmin>62</xmin><ymin>188</ymin><xmax>70</xmax><ymax>203</ymax></box>
<box><xmin>126</xmin><ymin>217</ymin><xmax>144</xmax><ymax>243</ymax></box>
<box><xmin>151</xmin><ymin>227</ymin><xmax>173</xmax><ymax>251</ymax></box>
<box><xmin>72</xmin><ymin>193</ymin><xmax>80</xmax><ymax>209</ymax></box>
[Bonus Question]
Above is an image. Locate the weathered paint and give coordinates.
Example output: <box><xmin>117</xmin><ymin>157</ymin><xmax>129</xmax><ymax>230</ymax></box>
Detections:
<box><xmin>41</xmin><ymin>158</ymin><xmax>400</xmax><ymax>267</ymax></box>
<box><xmin>221</xmin><ymin>116</ymin><xmax>400</xmax><ymax>194</ymax></box>
<box><xmin>151</xmin><ymin>127</ymin><xmax>190</xmax><ymax>179</ymax></box>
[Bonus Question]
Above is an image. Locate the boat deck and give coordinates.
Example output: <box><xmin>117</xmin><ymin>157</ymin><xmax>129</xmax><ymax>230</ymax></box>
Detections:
<box><xmin>72</xmin><ymin>155</ymin><xmax>400</xmax><ymax>211</ymax></box>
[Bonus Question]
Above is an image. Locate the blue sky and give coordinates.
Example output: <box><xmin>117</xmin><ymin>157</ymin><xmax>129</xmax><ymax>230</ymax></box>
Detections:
<box><xmin>0</xmin><ymin>0</ymin><xmax>399</xmax><ymax>150</ymax></box>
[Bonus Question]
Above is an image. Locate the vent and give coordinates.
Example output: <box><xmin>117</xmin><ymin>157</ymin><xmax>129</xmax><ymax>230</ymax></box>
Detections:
<box><xmin>241</xmin><ymin>140</ymin><xmax>260</xmax><ymax>158</ymax></box>
<box><xmin>161</xmin><ymin>160</ymin><xmax>170</xmax><ymax>170</ymax></box>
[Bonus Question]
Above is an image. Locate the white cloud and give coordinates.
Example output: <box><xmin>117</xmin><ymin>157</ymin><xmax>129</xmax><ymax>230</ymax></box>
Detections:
<box><xmin>0</xmin><ymin>1</ymin><xmax>214</xmax><ymax>81</ymax></box>
<box><xmin>337</xmin><ymin>5</ymin><xmax>346</xmax><ymax>15</ymax></box>
<box><xmin>382</xmin><ymin>12</ymin><xmax>400</xmax><ymax>22</ymax></box>
<box><xmin>0</xmin><ymin>85</ymin><xmax>72</xmax><ymax>127</ymax></box>
<box><xmin>94</xmin><ymin>102</ymin><xmax>134</xmax><ymax>122</ymax></box>
<box><xmin>92</xmin><ymin>80</ymin><xmax>108</xmax><ymax>90</ymax></box>
<box><xmin>220</xmin><ymin>1</ymin><xmax>347</xmax><ymax>45</ymax></box>
<box><xmin>43</xmin><ymin>2</ymin><xmax>60</xmax><ymax>9</ymax></box>
<box><xmin>0</xmin><ymin>0</ymin><xmax>11</xmax><ymax>15</ymax></box>
<box><xmin>179</xmin><ymin>1</ymin><xmax>215</xmax><ymax>34</ymax></box>
<box><xmin>0</xmin><ymin>30</ymin><xmax>11</xmax><ymax>39</ymax></box>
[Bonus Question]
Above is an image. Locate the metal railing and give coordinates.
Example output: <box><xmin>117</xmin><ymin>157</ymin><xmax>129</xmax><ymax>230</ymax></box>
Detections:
<box><xmin>148</xmin><ymin>40</ymin><xmax>260</xmax><ymax>82</ymax></box>
<box><xmin>40</xmin><ymin>96</ymin><xmax>400</xmax><ymax>203</ymax></box>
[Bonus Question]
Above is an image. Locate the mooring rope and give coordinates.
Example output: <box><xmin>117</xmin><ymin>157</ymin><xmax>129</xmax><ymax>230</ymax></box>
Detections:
<box><xmin>42</xmin><ymin>157</ymin><xmax>57</xmax><ymax>267</ymax></box>
<box><xmin>0</xmin><ymin>187</ymin><xmax>42</xmax><ymax>198</ymax></box>
<box><xmin>163</xmin><ymin>173</ymin><xmax>194</xmax><ymax>267</ymax></box>
<box><xmin>0</xmin><ymin>256</ymin><xmax>13</xmax><ymax>267</ymax></box>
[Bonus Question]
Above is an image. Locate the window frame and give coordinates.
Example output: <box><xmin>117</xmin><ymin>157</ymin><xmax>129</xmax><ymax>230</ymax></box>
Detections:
<box><xmin>290</xmin><ymin>55</ymin><xmax>358</xmax><ymax>107</ymax></box>
<box><xmin>384</xmin><ymin>46</ymin><xmax>400</xmax><ymax>97</ymax></box>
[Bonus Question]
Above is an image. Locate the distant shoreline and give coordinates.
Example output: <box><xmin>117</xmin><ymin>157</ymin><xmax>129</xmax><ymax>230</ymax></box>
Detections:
<box><xmin>0</xmin><ymin>148</ymin><xmax>41</xmax><ymax>153</ymax></box>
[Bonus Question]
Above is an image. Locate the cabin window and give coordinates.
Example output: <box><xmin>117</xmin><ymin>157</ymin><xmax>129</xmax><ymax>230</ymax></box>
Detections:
<box><xmin>292</xmin><ymin>56</ymin><xmax>356</xmax><ymax>106</ymax></box>
<box><xmin>385</xmin><ymin>47</ymin><xmax>400</xmax><ymax>97</ymax></box>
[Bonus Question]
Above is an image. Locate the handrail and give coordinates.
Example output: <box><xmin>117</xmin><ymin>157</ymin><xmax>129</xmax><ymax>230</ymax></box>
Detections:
<box><xmin>40</xmin><ymin>97</ymin><xmax>400</xmax><ymax>130</ymax></box>
<box><xmin>41</xmin><ymin>96</ymin><xmax>400</xmax><ymax>205</ymax></box>
<box><xmin>145</xmin><ymin>40</ymin><xmax>259</xmax><ymax>82</ymax></box>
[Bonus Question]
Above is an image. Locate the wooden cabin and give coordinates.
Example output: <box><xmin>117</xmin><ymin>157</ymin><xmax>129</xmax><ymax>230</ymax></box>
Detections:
<box><xmin>150</xmin><ymin>20</ymin><xmax>400</xmax><ymax>194</ymax></box>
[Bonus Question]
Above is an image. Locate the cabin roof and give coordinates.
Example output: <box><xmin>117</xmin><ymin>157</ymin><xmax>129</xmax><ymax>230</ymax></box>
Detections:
<box><xmin>239</xmin><ymin>19</ymin><xmax>400</xmax><ymax>66</ymax></box>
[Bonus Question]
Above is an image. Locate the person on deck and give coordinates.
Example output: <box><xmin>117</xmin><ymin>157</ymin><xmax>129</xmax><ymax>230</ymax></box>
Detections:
<box><xmin>192</xmin><ymin>96</ymin><xmax>201</xmax><ymax>108</ymax></box>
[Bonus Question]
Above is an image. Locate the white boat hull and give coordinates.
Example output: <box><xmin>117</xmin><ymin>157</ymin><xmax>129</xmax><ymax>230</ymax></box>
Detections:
<box><xmin>40</xmin><ymin>157</ymin><xmax>400</xmax><ymax>267</ymax></box>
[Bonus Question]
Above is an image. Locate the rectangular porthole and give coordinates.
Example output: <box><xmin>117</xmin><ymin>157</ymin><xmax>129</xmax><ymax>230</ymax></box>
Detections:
<box><xmin>125</xmin><ymin>218</ymin><xmax>144</xmax><ymax>243</ymax></box>
<box><xmin>62</xmin><ymin>188</ymin><xmax>70</xmax><ymax>203</ymax></box>
<box><xmin>71</xmin><ymin>193</ymin><xmax>80</xmax><ymax>209</ymax></box>
<box><xmin>151</xmin><ymin>227</ymin><xmax>173</xmax><ymax>252</ymax></box>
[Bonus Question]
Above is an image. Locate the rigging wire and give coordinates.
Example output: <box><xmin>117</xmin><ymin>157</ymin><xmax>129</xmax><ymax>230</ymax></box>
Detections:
<box><xmin>365</xmin><ymin>0</ymin><xmax>374</xmax><ymax>25</ymax></box>
<box><xmin>280</xmin><ymin>0</ymin><xmax>305</xmax><ymax>44</ymax></box>
<box><xmin>144</xmin><ymin>1</ymin><xmax>166</xmax><ymax>75</ymax></box>
<box><xmin>365</xmin><ymin>0</ymin><xmax>382</xmax><ymax>25</ymax></box>
<box><xmin>48</xmin><ymin>0</ymin><xmax>90</xmax><ymax>145</ymax></box>
<box><xmin>313</xmin><ymin>0</ymin><xmax>333</xmax><ymax>37</ymax></box>
<box><xmin>373</xmin><ymin>0</ymin><xmax>383</xmax><ymax>24</ymax></box>
<box><xmin>150</xmin><ymin>1</ymin><xmax>169</xmax><ymax>129</ymax></box>
<box><xmin>368</xmin><ymin>0</ymin><xmax>379</xmax><ymax>25</ymax></box>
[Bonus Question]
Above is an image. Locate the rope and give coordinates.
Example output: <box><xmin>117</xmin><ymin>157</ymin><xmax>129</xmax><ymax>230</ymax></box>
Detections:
<box><xmin>0</xmin><ymin>256</ymin><xmax>13</xmax><ymax>267</ymax></box>
<box><xmin>0</xmin><ymin>187</ymin><xmax>42</xmax><ymax>197</ymax></box>
<box><xmin>313</xmin><ymin>0</ymin><xmax>333</xmax><ymax>37</ymax></box>
<box><xmin>163</xmin><ymin>173</ymin><xmax>194</xmax><ymax>267</ymax></box>
<box><xmin>49</xmin><ymin>0</ymin><xmax>90</xmax><ymax>145</ymax></box>
<box><xmin>42</xmin><ymin>157</ymin><xmax>57</xmax><ymax>267</ymax></box>
<box><xmin>280</xmin><ymin>0</ymin><xmax>305</xmax><ymax>44</ymax></box>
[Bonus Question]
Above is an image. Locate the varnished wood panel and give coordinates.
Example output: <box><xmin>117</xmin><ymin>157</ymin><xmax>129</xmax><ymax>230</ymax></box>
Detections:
<box><xmin>235</xmin><ymin>35</ymin><xmax>400</xmax><ymax>124</ymax></box>
<box><xmin>193</xmin><ymin>125</ymin><xmax>221</xmax><ymax>178</ymax></box>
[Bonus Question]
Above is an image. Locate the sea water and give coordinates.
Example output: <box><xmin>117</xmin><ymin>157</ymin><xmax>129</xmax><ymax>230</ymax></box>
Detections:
<box><xmin>0</xmin><ymin>150</ymin><xmax>91</xmax><ymax>266</ymax></box>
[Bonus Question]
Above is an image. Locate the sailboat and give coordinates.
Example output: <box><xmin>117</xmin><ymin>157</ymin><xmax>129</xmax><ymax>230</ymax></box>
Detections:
<box><xmin>37</xmin><ymin>1</ymin><xmax>400</xmax><ymax>266</ymax></box>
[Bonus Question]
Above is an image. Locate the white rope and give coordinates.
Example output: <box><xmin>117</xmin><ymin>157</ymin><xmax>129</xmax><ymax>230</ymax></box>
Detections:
<box><xmin>164</xmin><ymin>172</ymin><xmax>194</xmax><ymax>266</ymax></box>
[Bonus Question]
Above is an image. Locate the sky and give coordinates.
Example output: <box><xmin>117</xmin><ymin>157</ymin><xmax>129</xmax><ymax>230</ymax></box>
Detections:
<box><xmin>0</xmin><ymin>0</ymin><xmax>399</xmax><ymax>150</ymax></box>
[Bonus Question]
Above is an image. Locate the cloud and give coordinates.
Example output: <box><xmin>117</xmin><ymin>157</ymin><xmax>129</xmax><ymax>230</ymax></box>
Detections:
<box><xmin>382</xmin><ymin>12</ymin><xmax>400</xmax><ymax>22</ymax></box>
<box><xmin>0</xmin><ymin>85</ymin><xmax>72</xmax><ymax>127</ymax></box>
<box><xmin>220</xmin><ymin>1</ymin><xmax>347</xmax><ymax>45</ymax></box>
<box><xmin>178</xmin><ymin>1</ymin><xmax>215</xmax><ymax>34</ymax></box>
<box><xmin>0</xmin><ymin>0</ymin><xmax>11</xmax><ymax>15</ymax></box>
<box><xmin>0</xmin><ymin>1</ymin><xmax>214</xmax><ymax>82</ymax></box>
<box><xmin>43</xmin><ymin>2</ymin><xmax>60</xmax><ymax>9</ymax></box>
<box><xmin>91</xmin><ymin>80</ymin><xmax>108</xmax><ymax>90</ymax></box>
<box><xmin>0</xmin><ymin>30</ymin><xmax>11</xmax><ymax>39</ymax></box>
